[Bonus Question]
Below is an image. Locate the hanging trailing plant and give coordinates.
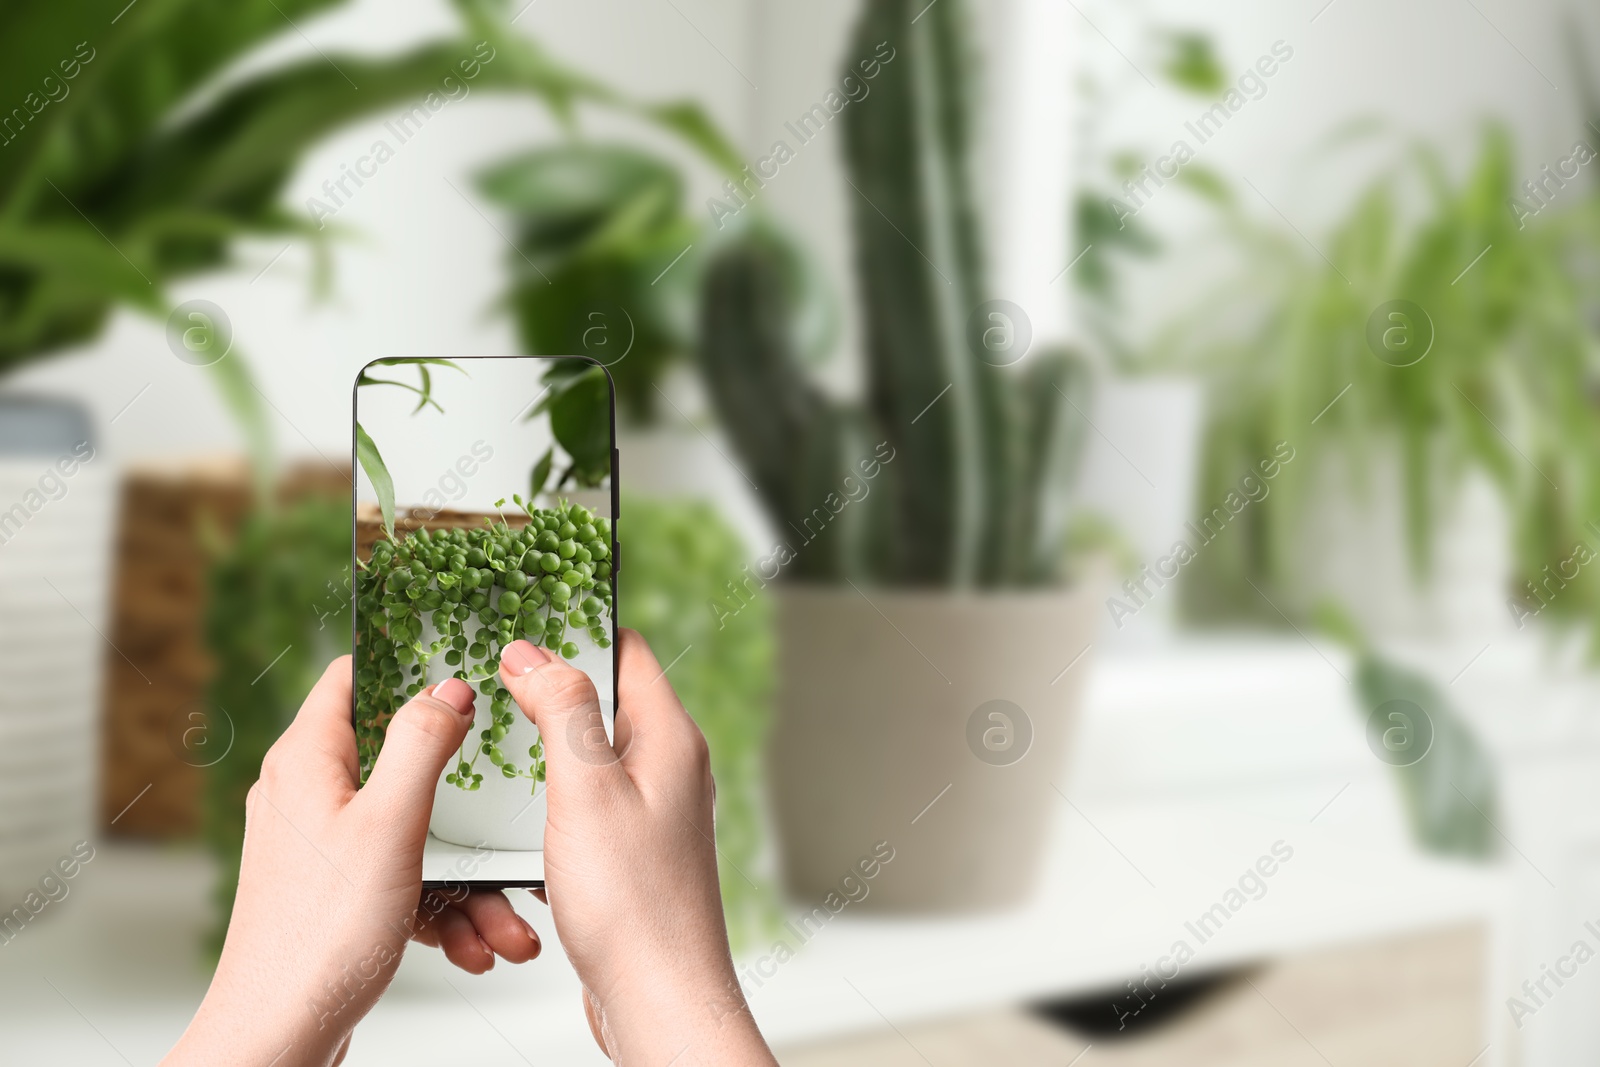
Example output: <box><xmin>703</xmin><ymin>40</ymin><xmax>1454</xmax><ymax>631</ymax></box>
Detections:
<box><xmin>354</xmin><ymin>496</ymin><xmax>614</xmax><ymax>791</ymax></box>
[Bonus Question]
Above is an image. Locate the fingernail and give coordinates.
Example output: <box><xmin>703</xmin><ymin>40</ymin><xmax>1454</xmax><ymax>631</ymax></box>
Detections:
<box><xmin>501</xmin><ymin>640</ymin><xmax>550</xmax><ymax>677</ymax></box>
<box><xmin>478</xmin><ymin>935</ymin><xmax>495</xmax><ymax>967</ymax></box>
<box><xmin>430</xmin><ymin>678</ymin><xmax>475</xmax><ymax>716</ymax></box>
<box><xmin>518</xmin><ymin>915</ymin><xmax>539</xmax><ymax>943</ymax></box>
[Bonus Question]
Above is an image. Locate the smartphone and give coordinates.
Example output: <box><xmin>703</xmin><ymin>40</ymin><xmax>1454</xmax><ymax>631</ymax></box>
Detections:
<box><xmin>352</xmin><ymin>355</ymin><xmax>618</xmax><ymax>887</ymax></box>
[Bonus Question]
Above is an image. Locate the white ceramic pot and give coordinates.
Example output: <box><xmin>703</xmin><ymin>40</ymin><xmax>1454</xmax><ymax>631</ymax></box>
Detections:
<box><xmin>770</xmin><ymin>581</ymin><xmax>1100</xmax><ymax>913</ymax></box>
<box><xmin>423</xmin><ymin>614</ymin><xmax>615</xmax><ymax>852</ymax></box>
<box><xmin>1287</xmin><ymin>450</ymin><xmax>1514</xmax><ymax>642</ymax></box>
<box><xmin>0</xmin><ymin>397</ymin><xmax>112</xmax><ymax>899</ymax></box>
<box><xmin>1075</xmin><ymin>376</ymin><xmax>1204</xmax><ymax>635</ymax></box>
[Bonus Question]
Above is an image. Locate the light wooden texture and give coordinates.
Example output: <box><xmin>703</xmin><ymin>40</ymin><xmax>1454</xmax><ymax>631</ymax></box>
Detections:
<box><xmin>776</xmin><ymin>925</ymin><xmax>1484</xmax><ymax>1067</ymax></box>
<box><xmin>353</xmin><ymin>501</ymin><xmax>531</xmax><ymax>562</ymax></box>
<box><xmin>99</xmin><ymin>459</ymin><xmax>251</xmax><ymax>837</ymax></box>
<box><xmin>99</xmin><ymin>459</ymin><xmax>347</xmax><ymax>837</ymax></box>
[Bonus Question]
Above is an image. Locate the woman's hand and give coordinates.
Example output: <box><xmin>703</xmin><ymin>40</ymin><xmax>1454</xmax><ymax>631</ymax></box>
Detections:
<box><xmin>164</xmin><ymin>628</ymin><xmax>775</xmax><ymax>1066</ymax></box>
<box><xmin>163</xmin><ymin>659</ymin><xmax>541</xmax><ymax>1067</ymax></box>
<box><xmin>496</xmin><ymin>630</ymin><xmax>776</xmax><ymax>1065</ymax></box>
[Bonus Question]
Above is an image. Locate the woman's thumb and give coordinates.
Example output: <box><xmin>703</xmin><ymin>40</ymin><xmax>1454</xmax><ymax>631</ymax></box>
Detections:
<box><xmin>359</xmin><ymin>677</ymin><xmax>476</xmax><ymax>835</ymax></box>
<box><xmin>498</xmin><ymin>640</ymin><xmax>622</xmax><ymax>790</ymax></box>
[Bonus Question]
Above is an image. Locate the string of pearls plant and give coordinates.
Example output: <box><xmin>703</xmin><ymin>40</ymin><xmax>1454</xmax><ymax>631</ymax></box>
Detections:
<box><xmin>355</xmin><ymin>496</ymin><xmax>614</xmax><ymax>793</ymax></box>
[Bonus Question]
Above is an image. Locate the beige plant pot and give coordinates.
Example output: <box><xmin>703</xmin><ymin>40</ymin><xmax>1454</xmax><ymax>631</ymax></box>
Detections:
<box><xmin>771</xmin><ymin>582</ymin><xmax>1099</xmax><ymax>913</ymax></box>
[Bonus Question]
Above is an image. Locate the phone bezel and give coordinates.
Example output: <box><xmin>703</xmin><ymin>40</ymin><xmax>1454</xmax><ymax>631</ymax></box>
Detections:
<box><xmin>350</xmin><ymin>354</ymin><xmax>620</xmax><ymax>889</ymax></box>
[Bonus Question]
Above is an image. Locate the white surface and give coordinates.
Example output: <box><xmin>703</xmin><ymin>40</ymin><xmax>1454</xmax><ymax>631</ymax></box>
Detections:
<box><xmin>0</xmin><ymin>814</ymin><xmax>1504</xmax><ymax>1065</ymax></box>
<box><xmin>419</xmin><ymin>836</ymin><xmax>544</xmax><ymax>884</ymax></box>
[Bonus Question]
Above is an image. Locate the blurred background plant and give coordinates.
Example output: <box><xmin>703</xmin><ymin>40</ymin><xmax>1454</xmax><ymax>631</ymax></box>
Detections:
<box><xmin>1167</xmin><ymin>123</ymin><xmax>1600</xmax><ymax>637</ymax></box>
<box><xmin>477</xmin><ymin>143</ymin><xmax>705</xmax><ymax>429</ymax></box>
<box><xmin>1070</xmin><ymin>30</ymin><xmax>1233</xmax><ymax>367</ymax></box>
<box><xmin>700</xmin><ymin>0</ymin><xmax>1092</xmax><ymax>588</ymax></box>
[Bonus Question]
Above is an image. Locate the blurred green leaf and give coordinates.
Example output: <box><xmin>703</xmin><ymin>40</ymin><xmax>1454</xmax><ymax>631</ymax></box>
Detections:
<box><xmin>1072</xmin><ymin>191</ymin><xmax>1158</xmax><ymax>300</ymax></box>
<box><xmin>206</xmin><ymin>350</ymin><xmax>275</xmax><ymax>501</ymax></box>
<box><xmin>529</xmin><ymin>445</ymin><xmax>553</xmax><ymax>497</ymax></box>
<box><xmin>1158</xmin><ymin>31</ymin><xmax>1227</xmax><ymax>95</ymax></box>
<box><xmin>1175</xmin><ymin>165</ymin><xmax>1233</xmax><ymax>205</ymax></box>
<box><xmin>477</xmin><ymin>144</ymin><xmax>685</xmax><ymax>256</ymax></box>
<box><xmin>1355</xmin><ymin>654</ymin><xmax>1499</xmax><ymax>859</ymax></box>
<box><xmin>482</xmin><ymin>144</ymin><xmax>706</xmax><ymax>424</ymax></box>
<box><xmin>634</xmin><ymin>100</ymin><xmax>744</xmax><ymax>176</ymax></box>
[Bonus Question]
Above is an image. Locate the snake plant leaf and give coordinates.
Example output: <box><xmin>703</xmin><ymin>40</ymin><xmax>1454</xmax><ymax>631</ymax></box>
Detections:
<box><xmin>355</xmin><ymin>422</ymin><xmax>395</xmax><ymax>538</ymax></box>
<box><xmin>1354</xmin><ymin>653</ymin><xmax>1499</xmax><ymax>859</ymax></box>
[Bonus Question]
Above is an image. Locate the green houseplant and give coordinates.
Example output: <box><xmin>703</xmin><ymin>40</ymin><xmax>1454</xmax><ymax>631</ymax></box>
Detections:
<box><xmin>476</xmin><ymin>143</ymin><xmax>706</xmax><ymax>429</ymax></box>
<box><xmin>694</xmin><ymin>0</ymin><xmax>1098</xmax><ymax>912</ymax></box>
<box><xmin>1167</xmin><ymin>125</ymin><xmax>1599</xmax><ymax>638</ymax></box>
<box><xmin>1122</xmin><ymin>117</ymin><xmax>1600</xmax><ymax>863</ymax></box>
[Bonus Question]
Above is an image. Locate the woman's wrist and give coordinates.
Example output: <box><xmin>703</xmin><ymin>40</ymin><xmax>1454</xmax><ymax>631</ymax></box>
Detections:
<box><xmin>166</xmin><ymin>963</ymin><xmax>350</xmax><ymax>1067</ymax></box>
<box><xmin>600</xmin><ymin>959</ymin><xmax>774</xmax><ymax>1065</ymax></box>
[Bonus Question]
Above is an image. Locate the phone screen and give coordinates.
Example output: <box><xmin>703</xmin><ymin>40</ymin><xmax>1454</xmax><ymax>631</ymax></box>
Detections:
<box><xmin>352</xmin><ymin>356</ymin><xmax>616</xmax><ymax>886</ymax></box>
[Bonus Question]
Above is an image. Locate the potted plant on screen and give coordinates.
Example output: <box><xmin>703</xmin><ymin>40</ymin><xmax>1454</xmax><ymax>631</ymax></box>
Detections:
<box><xmin>696</xmin><ymin>0</ymin><xmax>1098</xmax><ymax>912</ymax></box>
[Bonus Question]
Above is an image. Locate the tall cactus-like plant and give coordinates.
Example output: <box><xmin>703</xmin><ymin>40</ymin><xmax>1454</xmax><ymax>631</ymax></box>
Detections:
<box><xmin>699</xmin><ymin>0</ymin><xmax>1090</xmax><ymax>587</ymax></box>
